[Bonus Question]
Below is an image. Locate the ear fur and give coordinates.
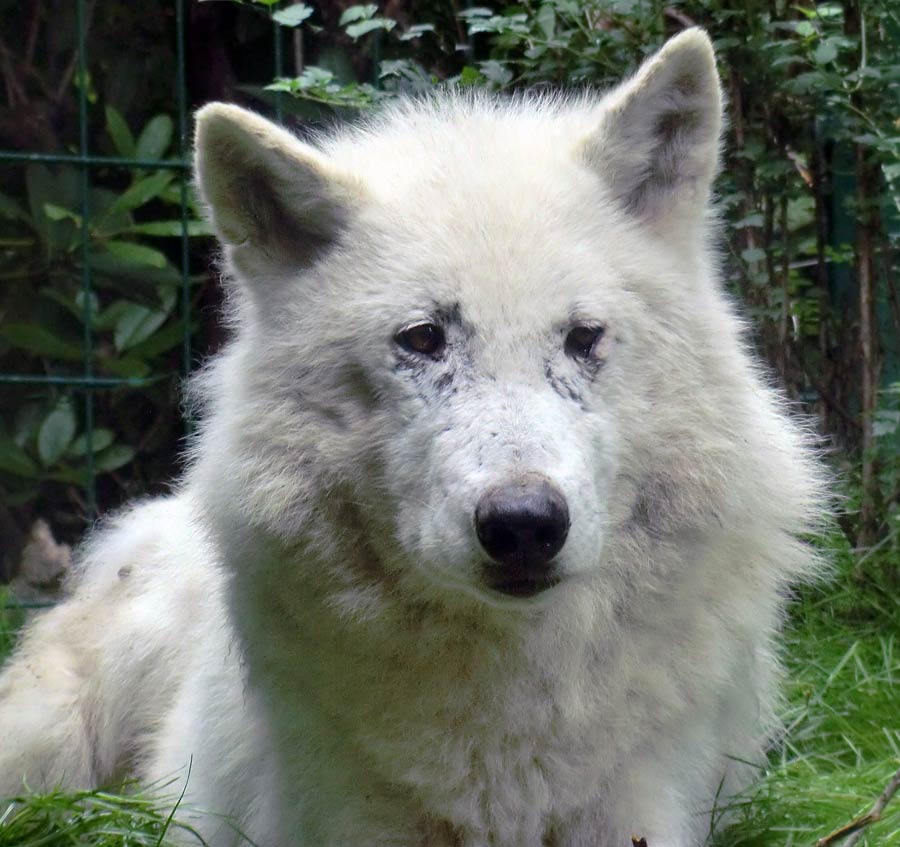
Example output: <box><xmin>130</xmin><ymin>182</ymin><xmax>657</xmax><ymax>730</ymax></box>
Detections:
<box><xmin>194</xmin><ymin>103</ymin><xmax>363</xmax><ymax>268</ymax></box>
<box><xmin>583</xmin><ymin>28</ymin><xmax>723</xmax><ymax>225</ymax></box>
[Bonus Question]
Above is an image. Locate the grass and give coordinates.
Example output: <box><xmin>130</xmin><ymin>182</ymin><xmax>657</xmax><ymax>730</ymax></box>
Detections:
<box><xmin>0</xmin><ymin>787</ymin><xmax>207</xmax><ymax>847</ymax></box>
<box><xmin>1</xmin><ymin>541</ymin><xmax>899</xmax><ymax>846</ymax></box>
<box><xmin>714</xmin><ymin>534</ymin><xmax>900</xmax><ymax>847</ymax></box>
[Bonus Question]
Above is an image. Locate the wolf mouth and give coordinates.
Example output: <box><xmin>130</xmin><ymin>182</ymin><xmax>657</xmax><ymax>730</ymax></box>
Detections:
<box><xmin>484</xmin><ymin>569</ymin><xmax>563</xmax><ymax>598</ymax></box>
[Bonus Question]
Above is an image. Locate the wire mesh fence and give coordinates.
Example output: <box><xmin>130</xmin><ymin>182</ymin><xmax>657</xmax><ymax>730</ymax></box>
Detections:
<box><xmin>0</xmin><ymin>0</ymin><xmax>287</xmax><ymax>605</ymax></box>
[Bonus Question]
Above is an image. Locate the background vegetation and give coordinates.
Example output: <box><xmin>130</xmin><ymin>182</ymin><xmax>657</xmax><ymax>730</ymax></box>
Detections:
<box><xmin>0</xmin><ymin>1</ymin><xmax>898</xmax><ymax>845</ymax></box>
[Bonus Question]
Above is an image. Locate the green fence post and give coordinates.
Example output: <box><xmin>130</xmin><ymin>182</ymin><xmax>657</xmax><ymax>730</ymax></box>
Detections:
<box><xmin>75</xmin><ymin>0</ymin><xmax>96</xmax><ymax>520</ymax></box>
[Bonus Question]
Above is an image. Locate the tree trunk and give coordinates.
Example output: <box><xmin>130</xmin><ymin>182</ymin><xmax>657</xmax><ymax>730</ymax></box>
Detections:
<box><xmin>855</xmin><ymin>143</ymin><xmax>880</xmax><ymax>549</ymax></box>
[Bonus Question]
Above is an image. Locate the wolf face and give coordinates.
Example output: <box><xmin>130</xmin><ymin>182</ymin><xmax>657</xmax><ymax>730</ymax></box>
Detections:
<box><xmin>192</xmin><ymin>30</ymin><xmax>810</xmax><ymax>614</ymax></box>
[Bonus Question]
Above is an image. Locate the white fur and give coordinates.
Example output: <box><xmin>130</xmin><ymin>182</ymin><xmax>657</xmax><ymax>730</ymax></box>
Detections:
<box><xmin>0</xmin><ymin>30</ymin><xmax>826</xmax><ymax>847</ymax></box>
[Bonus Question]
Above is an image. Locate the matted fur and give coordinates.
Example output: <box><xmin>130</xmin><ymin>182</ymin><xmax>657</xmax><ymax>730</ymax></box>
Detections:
<box><xmin>0</xmin><ymin>30</ymin><xmax>827</xmax><ymax>847</ymax></box>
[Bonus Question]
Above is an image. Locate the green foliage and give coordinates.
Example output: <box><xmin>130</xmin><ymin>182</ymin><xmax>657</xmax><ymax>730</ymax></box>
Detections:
<box><xmin>267</xmin><ymin>67</ymin><xmax>383</xmax><ymax>108</ymax></box>
<box><xmin>0</xmin><ymin>107</ymin><xmax>210</xmax><ymax>525</ymax></box>
<box><xmin>711</xmin><ymin>537</ymin><xmax>900</xmax><ymax>846</ymax></box>
<box><xmin>339</xmin><ymin>5</ymin><xmax>396</xmax><ymax>40</ymax></box>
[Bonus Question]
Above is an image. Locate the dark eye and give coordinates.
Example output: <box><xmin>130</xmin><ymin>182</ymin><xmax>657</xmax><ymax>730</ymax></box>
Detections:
<box><xmin>395</xmin><ymin>322</ymin><xmax>446</xmax><ymax>357</ymax></box>
<box><xmin>565</xmin><ymin>325</ymin><xmax>605</xmax><ymax>360</ymax></box>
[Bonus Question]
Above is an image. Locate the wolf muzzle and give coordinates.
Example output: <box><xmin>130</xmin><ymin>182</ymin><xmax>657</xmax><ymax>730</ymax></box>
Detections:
<box><xmin>475</xmin><ymin>474</ymin><xmax>570</xmax><ymax>597</ymax></box>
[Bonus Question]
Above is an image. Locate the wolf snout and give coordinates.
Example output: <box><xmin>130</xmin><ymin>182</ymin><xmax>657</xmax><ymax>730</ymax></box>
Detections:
<box><xmin>475</xmin><ymin>475</ymin><xmax>570</xmax><ymax>597</ymax></box>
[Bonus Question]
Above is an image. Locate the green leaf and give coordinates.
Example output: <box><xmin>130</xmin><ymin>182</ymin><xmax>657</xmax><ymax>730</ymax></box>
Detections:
<box><xmin>105</xmin><ymin>105</ymin><xmax>135</xmax><ymax>157</ymax></box>
<box><xmin>741</xmin><ymin>247</ymin><xmax>768</xmax><ymax>264</ymax></box>
<box><xmin>26</xmin><ymin>165</ymin><xmax>62</xmax><ymax>224</ymax></box>
<box><xmin>273</xmin><ymin>3</ymin><xmax>313</xmax><ymax>26</ymax></box>
<box><xmin>459</xmin><ymin>66</ymin><xmax>486</xmax><ymax>87</ymax></box>
<box><xmin>26</xmin><ymin>164</ymin><xmax>78</xmax><ymax>259</ymax></box>
<box><xmin>1</xmin><ymin>324</ymin><xmax>84</xmax><ymax>361</ymax></box>
<box><xmin>37</xmin><ymin>399</ymin><xmax>77</xmax><ymax>467</ymax></box>
<box><xmin>105</xmin><ymin>240</ymin><xmax>169</xmax><ymax>268</ymax></box>
<box><xmin>43</xmin><ymin>203</ymin><xmax>82</xmax><ymax>225</ymax></box>
<box><xmin>536</xmin><ymin>3</ymin><xmax>555</xmax><ymax>39</ymax></box>
<box><xmin>155</xmin><ymin>183</ymin><xmax>185</xmax><ymax>207</ymax></box>
<box><xmin>40</xmin><ymin>287</ymin><xmax>98</xmax><ymax>324</ymax></box>
<box><xmin>127</xmin><ymin>219</ymin><xmax>212</xmax><ymax>237</ymax></box>
<box><xmin>290</xmin><ymin>65</ymin><xmax>334</xmax><ymax>88</ymax></box>
<box><xmin>68</xmin><ymin>428</ymin><xmax>115</xmax><ymax>457</ymax></box>
<box><xmin>466</xmin><ymin>12</ymin><xmax>528</xmax><ymax>36</ymax></box>
<box><xmin>733</xmin><ymin>213</ymin><xmax>765</xmax><ymax>229</ymax></box>
<box><xmin>399</xmin><ymin>23</ymin><xmax>435</xmax><ymax>41</ymax></box>
<box><xmin>345</xmin><ymin>18</ymin><xmax>395</xmax><ymax>39</ymax></box>
<box><xmin>479</xmin><ymin>60</ymin><xmax>512</xmax><ymax>87</ymax></box>
<box><xmin>114</xmin><ymin>303</ymin><xmax>170</xmax><ymax>351</ymax></box>
<box><xmin>126</xmin><ymin>319</ymin><xmax>192</xmax><ymax>358</ymax></box>
<box><xmin>340</xmin><ymin>4</ymin><xmax>377</xmax><ymax>25</ymax></box>
<box><xmin>135</xmin><ymin>115</ymin><xmax>174</xmax><ymax>161</ymax></box>
<box><xmin>873</xmin><ymin>410</ymin><xmax>900</xmax><ymax>437</ymax></box>
<box><xmin>88</xmin><ymin>251</ymin><xmax>181</xmax><ymax>287</ymax></box>
<box><xmin>817</xmin><ymin>2</ymin><xmax>843</xmax><ymax>16</ymax></box>
<box><xmin>14</xmin><ymin>403</ymin><xmax>43</xmax><ymax>447</ymax></box>
<box><xmin>93</xmin><ymin>300</ymin><xmax>134</xmax><ymax>332</ymax></box>
<box><xmin>94</xmin><ymin>443</ymin><xmax>136</xmax><ymax>472</ymax></box>
<box><xmin>47</xmin><ymin>467</ymin><xmax>89</xmax><ymax>486</ymax></box>
<box><xmin>814</xmin><ymin>40</ymin><xmax>838</xmax><ymax>65</ymax></box>
<box><xmin>0</xmin><ymin>436</ymin><xmax>38</xmax><ymax>477</ymax></box>
<box><xmin>75</xmin><ymin>289</ymin><xmax>100</xmax><ymax>323</ymax></box>
<box><xmin>107</xmin><ymin>172</ymin><xmax>175</xmax><ymax>218</ymax></box>
<box><xmin>90</xmin><ymin>188</ymin><xmax>132</xmax><ymax>235</ymax></box>
<box><xmin>100</xmin><ymin>355</ymin><xmax>152</xmax><ymax>378</ymax></box>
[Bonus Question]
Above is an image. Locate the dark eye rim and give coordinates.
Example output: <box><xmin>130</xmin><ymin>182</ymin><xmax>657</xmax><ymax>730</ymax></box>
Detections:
<box><xmin>564</xmin><ymin>324</ymin><xmax>605</xmax><ymax>360</ymax></box>
<box><xmin>394</xmin><ymin>322</ymin><xmax>447</xmax><ymax>357</ymax></box>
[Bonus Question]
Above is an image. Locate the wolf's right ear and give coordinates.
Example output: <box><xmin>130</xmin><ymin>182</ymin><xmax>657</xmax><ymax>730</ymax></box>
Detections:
<box><xmin>194</xmin><ymin>104</ymin><xmax>362</xmax><ymax>270</ymax></box>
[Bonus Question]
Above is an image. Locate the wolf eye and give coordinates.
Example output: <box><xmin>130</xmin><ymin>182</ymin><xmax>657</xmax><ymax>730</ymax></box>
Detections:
<box><xmin>395</xmin><ymin>323</ymin><xmax>446</xmax><ymax>357</ymax></box>
<box><xmin>565</xmin><ymin>325</ymin><xmax>605</xmax><ymax>360</ymax></box>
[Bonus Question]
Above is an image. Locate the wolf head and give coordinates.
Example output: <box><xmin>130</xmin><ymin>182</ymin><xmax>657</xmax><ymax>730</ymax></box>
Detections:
<box><xmin>191</xmin><ymin>30</ymin><xmax>821</xmax><ymax>612</ymax></box>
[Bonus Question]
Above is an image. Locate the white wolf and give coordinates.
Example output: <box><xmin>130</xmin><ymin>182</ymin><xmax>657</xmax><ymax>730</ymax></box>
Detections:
<box><xmin>0</xmin><ymin>29</ymin><xmax>825</xmax><ymax>847</ymax></box>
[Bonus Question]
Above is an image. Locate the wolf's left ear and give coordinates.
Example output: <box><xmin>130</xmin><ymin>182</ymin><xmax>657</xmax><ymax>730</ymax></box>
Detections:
<box><xmin>194</xmin><ymin>103</ymin><xmax>363</xmax><ymax>271</ymax></box>
<box><xmin>582</xmin><ymin>28</ymin><xmax>722</xmax><ymax>227</ymax></box>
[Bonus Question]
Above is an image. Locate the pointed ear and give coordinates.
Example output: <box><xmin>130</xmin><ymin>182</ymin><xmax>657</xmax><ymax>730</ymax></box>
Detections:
<box><xmin>582</xmin><ymin>28</ymin><xmax>723</xmax><ymax>226</ymax></box>
<box><xmin>194</xmin><ymin>103</ymin><xmax>363</xmax><ymax>269</ymax></box>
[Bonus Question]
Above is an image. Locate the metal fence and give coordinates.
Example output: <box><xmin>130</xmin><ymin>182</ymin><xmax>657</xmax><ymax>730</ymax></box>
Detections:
<box><xmin>0</xmin><ymin>0</ymin><xmax>286</xmax><ymax>524</ymax></box>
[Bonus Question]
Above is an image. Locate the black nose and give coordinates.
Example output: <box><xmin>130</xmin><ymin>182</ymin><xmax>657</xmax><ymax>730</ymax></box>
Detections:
<box><xmin>475</xmin><ymin>476</ymin><xmax>570</xmax><ymax>596</ymax></box>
